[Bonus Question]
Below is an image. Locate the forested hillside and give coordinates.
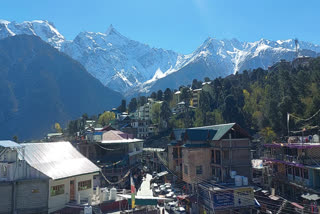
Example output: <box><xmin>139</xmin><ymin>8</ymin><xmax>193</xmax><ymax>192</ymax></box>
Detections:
<box><xmin>126</xmin><ymin>57</ymin><xmax>320</xmax><ymax>140</ymax></box>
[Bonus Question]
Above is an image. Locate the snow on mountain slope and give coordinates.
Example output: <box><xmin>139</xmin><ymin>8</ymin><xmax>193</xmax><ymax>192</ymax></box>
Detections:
<box><xmin>1</xmin><ymin>20</ymin><xmax>320</xmax><ymax>96</ymax></box>
<box><xmin>0</xmin><ymin>20</ymin><xmax>65</xmax><ymax>48</ymax></box>
<box><xmin>132</xmin><ymin>38</ymin><xmax>320</xmax><ymax>96</ymax></box>
<box><xmin>61</xmin><ymin>25</ymin><xmax>181</xmax><ymax>92</ymax></box>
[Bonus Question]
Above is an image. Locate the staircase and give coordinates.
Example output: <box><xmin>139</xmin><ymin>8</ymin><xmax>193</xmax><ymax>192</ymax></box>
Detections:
<box><xmin>276</xmin><ymin>199</ymin><xmax>288</xmax><ymax>214</ymax></box>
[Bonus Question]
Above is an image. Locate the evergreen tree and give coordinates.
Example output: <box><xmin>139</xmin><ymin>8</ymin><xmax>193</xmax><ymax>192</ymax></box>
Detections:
<box><xmin>128</xmin><ymin>98</ymin><xmax>138</xmax><ymax>113</ymax></box>
<box><xmin>157</xmin><ymin>90</ymin><xmax>163</xmax><ymax>101</ymax></box>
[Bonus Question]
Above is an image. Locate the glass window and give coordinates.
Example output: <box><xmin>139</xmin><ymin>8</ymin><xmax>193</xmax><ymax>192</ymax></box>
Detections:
<box><xmin>184</xmin><ymin>165</ymin><xmax>188</xmax><ymax>175</ymax></box>
<box><xmin>211</xmin><ymin>150</ymin><xmax>215</xmax><ymax>163</ymax></box>
<box><xmin>216</xmin><ymin>151</ymin><xmax>221</xmax><ymax>164</ymax></box>
<box><xmin>78</xmin><ymin>180</ymin><xmax>92</xmax><ymax>191</ymax></box>
<box><xmin>212</xmin><ymin>167</ymin><xmax>215</xmax><ymax>176</ymax></box>
<box><xmin>50</xmin><ymin>184</ymin><xmax>64</xmax><ymax>196</ymax></box>
<box><xmin>196</xmin><ymin>165</ymin><xmax>203</xmax><ymax>175</ymax></box>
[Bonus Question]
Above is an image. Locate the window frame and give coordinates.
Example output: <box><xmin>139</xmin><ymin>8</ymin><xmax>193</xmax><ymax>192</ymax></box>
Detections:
<box><xmin>50</xmin><ymin>184</ymin><xmax>65</xmax><ymax>196</ymax></box>
<box><xmin>78</xmin><ymin>180</ymin><xmax>92</xmax><ymax>191</ymax></box>
<box><xmin>196</xmin><ymin>165</ymin><xmax>203</xmax><ymax>175</ymax></box>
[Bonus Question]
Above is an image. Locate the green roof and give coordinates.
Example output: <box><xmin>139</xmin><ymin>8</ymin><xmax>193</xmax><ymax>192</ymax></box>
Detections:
<box><xmin>190</xmin><ymin>123</ymin><xmax>236</xmax><ymax>141</ymax></box>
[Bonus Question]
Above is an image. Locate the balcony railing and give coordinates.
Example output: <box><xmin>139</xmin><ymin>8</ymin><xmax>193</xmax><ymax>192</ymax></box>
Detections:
<box><xmin>263</xmin><ymin>153</ymin><xmax>320</xmax><ymax>166</ymax></box>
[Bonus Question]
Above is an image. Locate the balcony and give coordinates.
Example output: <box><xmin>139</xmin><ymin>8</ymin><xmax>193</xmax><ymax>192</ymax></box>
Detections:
<box><xmin>263</xmin><ymin>153</ymin><xmax>320</xmax><ymax>166</ymax></box>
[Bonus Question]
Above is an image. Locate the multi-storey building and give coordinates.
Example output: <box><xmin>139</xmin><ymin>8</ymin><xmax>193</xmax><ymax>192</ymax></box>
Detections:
<box><xmin>169</xmin><ymin>123</ymin><xmax>252</xmax><ymax>183</ymax></box>
<box><xmin>191</xmin><ymin>88</ymin><xmax>202</xmax><ymax>107</ymax></box>
<box><xmin>263</xmin><ymin>134</ymin><xmax>320</xmax><ymax>211</ymax></box>
<box><xmin>168</xmin><ymin>123</ymin><xmax>254</xmax><ymax>213</ymax></box>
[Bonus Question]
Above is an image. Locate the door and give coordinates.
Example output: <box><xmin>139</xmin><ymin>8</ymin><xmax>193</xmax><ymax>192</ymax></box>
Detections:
<box><xmin>70</xmin><ymin>180</ymin><xmax>75</xmax><ymax>201</ymax></box>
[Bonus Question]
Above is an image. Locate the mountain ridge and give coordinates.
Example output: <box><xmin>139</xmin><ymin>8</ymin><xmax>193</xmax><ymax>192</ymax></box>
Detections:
<box><xmin>1</xmin><ymin>20</ymin><xmax>320</xmax><ymax>96</ymax></box>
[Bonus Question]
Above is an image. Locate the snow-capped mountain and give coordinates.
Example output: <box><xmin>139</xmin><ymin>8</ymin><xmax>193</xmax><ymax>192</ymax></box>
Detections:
<box><xmin>1</xmin><ymin>20</ymin><xmax>320</xmax><ymax>96</ymax></box>
<box><xmin>0</xmin><ymin>20</ymin><xmax>64</xmax><ymax>48</ymax></box>
<box><xmin>61</xmin><ymin>25</ymin><xmax>182</xmax><ymax>92</ymax></box>
<box><xmin>133</xmin><ymin>38</ymin><xmax>320</xmax><ymax>96</ymax></box>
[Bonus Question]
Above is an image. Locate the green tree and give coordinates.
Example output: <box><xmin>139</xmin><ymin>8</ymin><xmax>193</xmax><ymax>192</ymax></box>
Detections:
<box><xmin>150</xmin><ymin>102</ymin><xmax>161</xmax><ymax>125</ymax></box>
<box><xmin>138</xmin><ymin>96</ymin><xmax>147</xmax><ymax>107</ymax></box>
<box><xmin>160</xmin><ymin>101</ymin><xmax>172</xmax><ymax>129</ymax></box>
<box><xmin>55</xmin><ymin>123</ymin><xmax>62</xmax><ymax>133</ymax></box>
<box><xmin>163</xmin><ymin>88</ymin><xmax>173</xmax><ymax>102</ymax></box>
<box><xmin>128</xmin><ymin>98</ymin><xmax>138</xmax><ymax>113</ymax></box>
<box><xmin>98</xmin><ymin>111</ymin><xmax>115</xmax><ymax>126</ymax></box>
<box><xmin>13</xmin><ymin>135</ymin><xmax>18</xmax><ymax>143</ymax></box>
<box><xmin>150</xmin><ymin>92</ymin><xmax>157</xmax><ymax>99</ymax></box>
<box><xmin>157</xmin><ymin>90</ymin><xmax>163</xmax><ymax>101</ymax></box>
<box><xmin>117</xmin><ymin>99</ymin><xmax>127</xmax><ymax>112</ymax></box>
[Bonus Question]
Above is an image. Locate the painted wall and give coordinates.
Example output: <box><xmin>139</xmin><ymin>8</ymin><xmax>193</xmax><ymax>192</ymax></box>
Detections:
<box><xmin>48</xmin><ymin>173</ymin><xmax>98</xmax><ymax>213</ymax></box>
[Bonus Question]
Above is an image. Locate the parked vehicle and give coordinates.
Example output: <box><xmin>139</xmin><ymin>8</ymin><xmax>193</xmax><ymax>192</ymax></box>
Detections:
<box><xmin>165</xmin><ymin>201</ymin><xmax>177</xmax><ymax>211</ymax></box>
<box><xmin>174</xmin><ymin>206</ymin><xmax>186</xmax><ymax>214</ymax></box>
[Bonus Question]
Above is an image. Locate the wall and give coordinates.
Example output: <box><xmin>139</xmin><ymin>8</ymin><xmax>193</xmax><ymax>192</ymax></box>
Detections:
<box><xmin>182</xmin><ymin>148</ymin><xmax>211</xmax><ymax>184</ymax></box>
<box><xmin>0</xmin><ymin>182</ymin><xmax>12</xmax><ymax>214</ymax></box>
<box><xmin>16</xmin><ymin>179</ymin><xmax>48</xmax><ymax>214</ymax></box>
<box><xmin>48</xmin><ymin>173</ymin><xmax>98</xmax><ymax>213</ymax></box>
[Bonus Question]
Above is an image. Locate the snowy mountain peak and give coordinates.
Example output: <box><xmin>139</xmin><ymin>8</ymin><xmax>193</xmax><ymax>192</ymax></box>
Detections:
<box><xmin>0</xmin><ymin>20</ymin><xmax>65</xmax><ymax>49</ymax></box>
<box><xmin>105</xmin><ymin>24</ymin><xmax>122</xmax><ymax>37</ymax></box>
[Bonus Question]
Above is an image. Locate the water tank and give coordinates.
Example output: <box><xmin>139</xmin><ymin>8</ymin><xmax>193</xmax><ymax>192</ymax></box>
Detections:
<box><xmin>230</xmin><ymin>171</ymin><xmax>237</xmax><ymax>178</ymax></box>
<box><xmin>84</xmin><ymin>206</ymin><xmax>92</xmax><ymax>214</ymax></box>
<box><xmin>103</xmin><ymin>188</ymin><xmax>109</xmax><ymax>202</ymax></box>
<box><xmin>110</xmin><ymin>187</ymin><xmax>117</xmax><ymax>200</ymax></box>
<box><xmin>235</xmin><ymin>175</ymin><xmax>242</xmax><ymax>187</ymax></box>
<box><xmin>313</xmin><ymin>135</ymin><xmax>319</xmax><ymax>143</ymax></box>
<box><xmin>242</xmin><ymin>177</ymin><xmax>248</xmax><ymax>186</ymax></box>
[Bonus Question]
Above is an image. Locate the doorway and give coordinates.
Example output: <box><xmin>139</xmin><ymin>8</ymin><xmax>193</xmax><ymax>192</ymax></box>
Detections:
<box><xmin>70</xmin><ymin>180</ymin><xmax>75</xmax><ymax>201</ymax></box>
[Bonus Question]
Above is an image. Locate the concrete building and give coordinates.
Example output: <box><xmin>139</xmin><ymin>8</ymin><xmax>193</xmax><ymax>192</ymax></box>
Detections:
<box><xmin>77</xmin><ymin>130</ymin><xmax>144</xmax><ymax>185</ymax></box>
<box><xmin>0</xmin><ymin>140</ymin><xmax>100</xmax><ymax>214</ymax></box>
<box><xmin>263</xmin><ymin>134</ymin><xmax>320</xmax><ymax>212</ymax></box>
<box><xmin>168</xmin><ymin>123</ymin><xmax>252</xmax><ymax>185</ymax></box>
<box><xmin>191</xmin><ymin>88</ymin><xmax>202</xmax><ymax>107</ymax></box>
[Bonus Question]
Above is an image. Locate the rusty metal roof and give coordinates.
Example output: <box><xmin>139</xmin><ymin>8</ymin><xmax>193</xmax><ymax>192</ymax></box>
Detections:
<box><xmin>21</xmin><ymin>141</ymin><xmax>100</xmax><ymax>180</ymax></box>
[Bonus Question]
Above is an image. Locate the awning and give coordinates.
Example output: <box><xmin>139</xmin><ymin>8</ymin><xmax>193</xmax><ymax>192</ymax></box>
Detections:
<box><xmin>291</xmin><ymin>202</ymin><xmax>304</xmax><ymax>209</ymax></box>
<box><xmin>157</xmin><ymin>171</ymin><xmax>168</xmax><ymax>177</ymax></box>
<box><xmin>301</xmin><ymin>193</ymin><xmax>320</xmax><ymax>201</ymax></box>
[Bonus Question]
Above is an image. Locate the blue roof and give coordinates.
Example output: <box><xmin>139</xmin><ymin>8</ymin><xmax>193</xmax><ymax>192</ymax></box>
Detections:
<box><xmin>0</xmin><ymin>140</ymin><xmax>21</xmax><ymax>148</ymax></box>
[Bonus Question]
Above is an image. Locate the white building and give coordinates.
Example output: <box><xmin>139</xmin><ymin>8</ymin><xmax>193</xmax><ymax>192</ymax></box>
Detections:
<box><xmin>0</xmin><ymin>140</ymin><xmax>100</xmax><ymax>213</ymax></box>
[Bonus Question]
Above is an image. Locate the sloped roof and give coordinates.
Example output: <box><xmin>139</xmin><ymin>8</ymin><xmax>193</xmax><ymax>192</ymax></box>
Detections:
<box><xmin>102</xmin><ymin>130</ymin><xmax>142</xmax><ymax>144</ymax></box>
<box><xmin>0</xmin><ymin>140</ymin><xmax>21</xmax><ymax>148</ymax></box>
<box><xmin>185</xmin><ymin>129</ymin><xmax>217</xmax><ymax>141</ymax></box>
<box><xmin>190</xmin><ymin>123</ymin><xmax>236</xmax><ymax>141</ymax></box>
<box><xmin>21</xmin><ymin>141</ymin><xmax>100</xmax><ymax>180</ymax></box>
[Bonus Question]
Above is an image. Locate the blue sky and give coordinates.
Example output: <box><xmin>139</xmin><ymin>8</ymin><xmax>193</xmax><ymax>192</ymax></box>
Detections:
<box><xmin>1</xmin><ymin>0</ymin><xmax>319</xmax><ymax>53</ymax></box>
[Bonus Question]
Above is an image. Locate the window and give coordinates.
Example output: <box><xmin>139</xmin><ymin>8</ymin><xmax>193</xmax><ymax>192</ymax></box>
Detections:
<box><xmin>304</xmin><ymin>169</ymin><xmax>309</xmax><ymax>179</ymax></box>
<box><xmin>173</xmin><ymin>148</ymin><xmax>178</xmax><ymax>158</ymax></box>
<box><xmin>184</xmin><ymin>165</ymin><xmax>188</xmax><ymax>175</ymax></box>
<box><xmin>223</xmin><ymin>150</ymin><xmax>229</xmax><ymax>160</ymax></box>
<box><xmin>216</xmin><ymin>151</ymin><xmax>221</xmax><ymax>164</ymax></box>
<box><xmin>78</xmin><ymin>180</ymin><xmax>92</xmax><ymax>191</ymax></box>
<box><xmin>50</xmin><ymin>184</ymin><xmax>64</xmax><ymax>196</ymax></box>
<box><xmin>295</xmin><ymin>167</ymin><xmax>300</xmax><ymax>177</ymax></box>
<box><xmin>212</xmin><ymin>167</ymin><xmax>215</xmax><ymax>176</ymax></box>
<box><xmin>288</xmin><ymin>166</ymin><xmax>292</xmax><ymax>175</ymax></box>
<box><xmin>211</xmin><ymin>150</ymin><xmax>215</xmax><ymax>163</ymax></box>
<box><xmin>196</xmin><ymin>165</ymin><xmax>203</xmax><ymax>175</ymax></box>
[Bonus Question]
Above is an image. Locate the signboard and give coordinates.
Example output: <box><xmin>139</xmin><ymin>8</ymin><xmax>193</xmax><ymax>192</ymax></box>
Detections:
<box><xmin>213</xmin><ymin>190</ymin><xmax>234</xmax><ymax>209</ymax></box>
<box><xmin>234</xmin><ymin>188</ymin><xmax>254</xmax><ymax>207</ymax></box>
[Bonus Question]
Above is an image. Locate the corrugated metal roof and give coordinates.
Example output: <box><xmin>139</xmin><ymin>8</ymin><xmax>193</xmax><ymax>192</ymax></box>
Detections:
<box><xmin>0</xmin><ymin>140</ymin><xmax>21</xmax><ymax>148</ymax></box>
<box><xmin>191</xmin><ymin>123</ymin><xmax>236</xmax><ymax>141</ymax></box>
<box><xmin>21</xmin><ymin>141</ymin><xmax>100</xmax><ymax>180</ymax></box>
<box><xmin>185</xmin><ymin>129</ymin><xmax>217</xmax><ymax>141</ymax></box>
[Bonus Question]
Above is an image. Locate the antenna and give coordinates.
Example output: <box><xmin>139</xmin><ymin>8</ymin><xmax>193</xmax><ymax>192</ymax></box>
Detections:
<box><xmin>294</xmin><ymin>38</ymin><xmax>299</xmax><ymax>58</ymax></box>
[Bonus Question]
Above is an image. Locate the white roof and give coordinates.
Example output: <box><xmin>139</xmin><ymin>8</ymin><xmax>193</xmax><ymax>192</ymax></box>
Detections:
<box><xmin>21</xmin><ymin>141</ymin><xmax>100</xmax><ymax>180</ymax></box>
<box><xmin>101</xmin><ymin>138</ymin><xmax>143</xmax><ymax>144</ymax></box>
<box><xmin>0</xmin><ymin>140</ymin><xmax>21</xmax><ymax>148</ymax></box>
